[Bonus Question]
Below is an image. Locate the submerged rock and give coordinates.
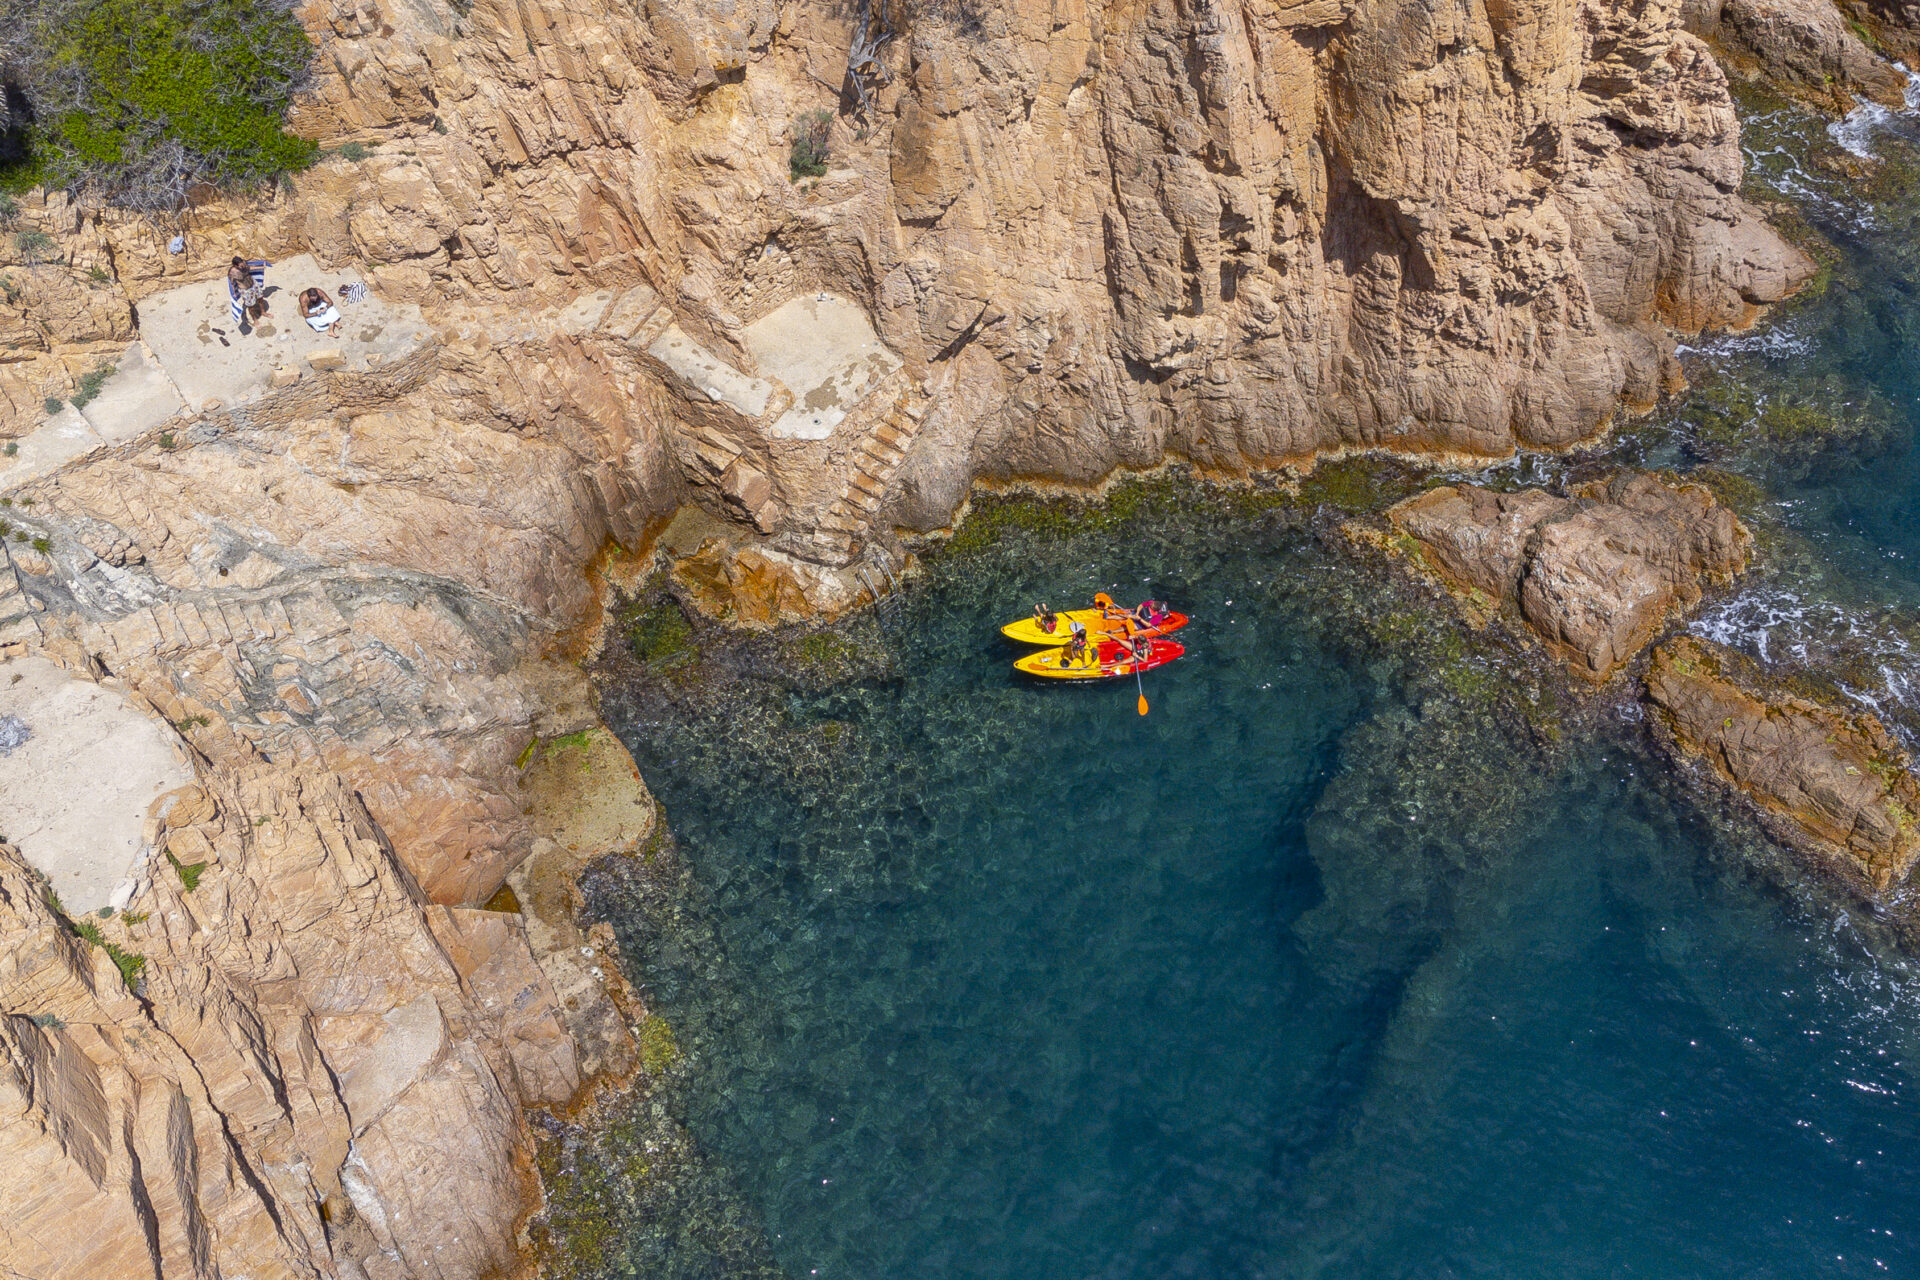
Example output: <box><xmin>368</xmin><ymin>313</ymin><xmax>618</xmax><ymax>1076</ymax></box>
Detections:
<box><xmin>1646</xmin><ymin>636</ymin><xmax>1920</xmax><ymax>890</ymax></box>
<box><xmin>1389</xmin><ymin>473</ymin><xmax>1750</xmax><ymax>683</ymax></box>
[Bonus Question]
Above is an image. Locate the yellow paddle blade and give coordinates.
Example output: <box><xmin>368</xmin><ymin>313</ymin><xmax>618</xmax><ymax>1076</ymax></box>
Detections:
<box><xmin>1137</xmin><ymin>692</ymin><xmax>1149</xmax><ymax>716</ymax></box>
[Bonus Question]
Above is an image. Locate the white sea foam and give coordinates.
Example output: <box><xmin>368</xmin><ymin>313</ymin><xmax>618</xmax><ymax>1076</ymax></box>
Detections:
<box><xmin>1689</xmin><ymin>587</ymin><xmax>1920</xmax><ymax>749</ymax></box>
<box><xmin>1742</xmin><ymin>130</ymin><xmax>1880</xmax><ymax>232</ymax></box>
<box><xmin>1827</xmin><ymin>63</ymin><xmax>1920</xmax><ymax>159</ymax></box>
<box><xmin>1675</xmin><ymin>325</ymin><xmax>1814</xmax><ymax>362</ymax></box>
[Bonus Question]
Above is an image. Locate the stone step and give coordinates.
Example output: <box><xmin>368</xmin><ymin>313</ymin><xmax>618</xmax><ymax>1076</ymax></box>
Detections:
<box><xmin>848</xmin><ymin>471</ymin><xmax>886</xmax><ymax>497</ymax></box>
<box><xmin>690</xmin><ymin>442</ymin><xmax>736</xmax><ymax>475</ymax></box>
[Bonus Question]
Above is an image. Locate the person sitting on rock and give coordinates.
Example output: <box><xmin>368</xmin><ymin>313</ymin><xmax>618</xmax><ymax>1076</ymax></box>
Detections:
<box><xmin>1034</xmin><ymin>602</ymin><xmax>1059</xmax><ymax>635</ymax></box>
<box><xmin>298</xmin><ymin>286</ymin><xmax>342</xmax><ymax>336</ymax></box>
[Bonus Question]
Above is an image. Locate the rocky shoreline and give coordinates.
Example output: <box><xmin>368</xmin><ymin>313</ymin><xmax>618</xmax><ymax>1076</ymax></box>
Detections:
<box><xmin>4</xmin><ymin>0</ymin><xmax>1920</xmax><ymax>1274</ymax></box>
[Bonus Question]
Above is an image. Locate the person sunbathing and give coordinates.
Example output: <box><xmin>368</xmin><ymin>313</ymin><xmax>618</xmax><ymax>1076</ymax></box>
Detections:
<box><xmin>298</xmin><ymin>287</ymin><xmax>342</xmax><ymax>335</ymax></box>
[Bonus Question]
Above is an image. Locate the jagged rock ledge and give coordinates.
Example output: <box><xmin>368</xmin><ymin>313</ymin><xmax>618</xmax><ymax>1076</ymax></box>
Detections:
<box><xmin>1647</xmin><ymin>636</ymin><xmax>1920</xmax><ymax>891</ymax></box>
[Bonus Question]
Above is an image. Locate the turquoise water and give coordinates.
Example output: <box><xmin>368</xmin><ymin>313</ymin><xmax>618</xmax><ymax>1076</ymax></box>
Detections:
<box><xmin>562</xmin><ymin>96</ymin><xmax>1920</xmax><ymax>1280</ymax></box>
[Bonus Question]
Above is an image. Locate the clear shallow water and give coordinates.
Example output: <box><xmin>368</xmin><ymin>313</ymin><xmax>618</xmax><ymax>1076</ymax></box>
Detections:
<box><xmin>559</xmin><ymin>90</ymin><xmax>1920</xmax><ymax>1280</ymax></box>
<box><xmin>576</xmin><ymin>490</ymin><xmax>1920</xmax><ymax>1280</ymax></box>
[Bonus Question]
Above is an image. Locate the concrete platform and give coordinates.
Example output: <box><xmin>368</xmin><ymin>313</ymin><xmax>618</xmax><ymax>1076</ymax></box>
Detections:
<box><xmin>0</xmin><ymin>656</ymin><xmax>195</xmax><ymax>914</ymax></box>
<box><xmin>0</xmin><ymin>343</ymin><xmax>188</xmax><ymax>492</ymax></box>
<box><xmin>647</xmin><ymin>323</ymin><xmax>776</xmax><ymax>419</ymax></box>
<box><xmin>77</xmin><ymin>341</ymin><xmax>187</xmax><ymax>441</ymax></box>
<box><xmin>137</xmin><ymin>254</ymin><xmax>432</xmax><ymax>411</ymax></box>
<box><xmin>742</xmin><ymin>294</ymin><xmax>901</xmax><ymax>440</ymax></box>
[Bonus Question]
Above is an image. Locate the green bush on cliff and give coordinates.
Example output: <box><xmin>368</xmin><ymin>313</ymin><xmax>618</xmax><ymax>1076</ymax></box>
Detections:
<box><xmin>788</xmin><ymin>110</ymin><xmax>833</xmax><ymax>180</ymax></box>
<box><xmin>0</xmin><ymin>0</ymin><xmax>319</xmax><ymax>211</ymax></box>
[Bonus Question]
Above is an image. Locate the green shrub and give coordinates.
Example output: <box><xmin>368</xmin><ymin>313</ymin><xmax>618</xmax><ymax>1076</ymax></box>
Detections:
<box><xmin>0</xmin><ymin>0</ymin><xmax>320</xmax><ymax>212</ymax></box>
<box><xmin>105</xmin><ymin>942</ymin><xmax>145</xmax><ymax>989</ymax></box>
<box><xmin>330</xmin><ymin>141</ymin><xmax>368</xmax><ymax>162</ymax></box>
<box><xmin>0</xmin><ymin>194</ymin><xmax>16</xmax><ymax>225</ymax></box>
<box><xmin>789</xmin><ymin>110</ymin><xmax>833</xmax><ymax>181</ymax></box>
<box><xmin>14</xmin><ymin>229</ymin><xmax>57</xmax><ymax>263</ymax></box>
<box><xmin>166</xmin><ymin>849</ymin><xmax>207</xmax><ymax>890</ymax></box>
<box><xmin>29</xmin><ymin>536</ymin><xmax>50</xmax><ymax>554</ymax></box>
<box><xmin>4</xmin><ymin>442</ymin><xmax>17</xmax><ymax>456</ymax></box>
<box><xmin>41</xmin><ymin>398</ymin><xmax>60</xmax><ymax>415</ymax></box>
<box><xmin>68</xmin><ymin>362</ymin><xmax>113</xmax><ymax>408</ymax></box>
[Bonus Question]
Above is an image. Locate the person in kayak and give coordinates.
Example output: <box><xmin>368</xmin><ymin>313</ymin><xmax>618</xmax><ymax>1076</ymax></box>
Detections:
<box><xmin>1121</xmin><ymin>633</ymin><xmax>1153</xmax><ymax>667</ymax></box>
<box><xmin>1123</xmin><ymin>600</ymin><xmax>1159</xmax><ymax>631</ymax></box>
<box><xmin>1066</xmin><ymin>619</ymin><xmax>1091</xmax><ymax>667</ymax></box>
<box><xmin>1034</xmin><ymin>602</ymin><xmax>1059</xmax><ymax>635</ymax></box>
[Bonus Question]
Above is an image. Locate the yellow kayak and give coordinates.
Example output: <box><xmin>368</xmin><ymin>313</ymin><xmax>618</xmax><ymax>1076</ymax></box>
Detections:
<box><xmin>1000</xmin><ymin>607</ymin><xmax>1188</xmax><ymax>646</ymax></box>
<box><xmin>1014</xmin><ymin>638</ymin><xmax>1186</xmax><ymax>680</ymax></box>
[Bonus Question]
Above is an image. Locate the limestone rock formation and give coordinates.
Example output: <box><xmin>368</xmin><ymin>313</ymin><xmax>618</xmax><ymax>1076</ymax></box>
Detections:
<box><xmin>9</xmin><ymin>0</ymin><xmax>1813</xmax><ymax>489</ymax></box>
<box><xmin>1646</xmin><ymin>636</ymin><xmax>1920</xmax><ymax>889</ymax></box>
<box><xmin>1388</xmin><ymin>472</ymin><xmax>1750</xmax><ymax>681</ymax></box>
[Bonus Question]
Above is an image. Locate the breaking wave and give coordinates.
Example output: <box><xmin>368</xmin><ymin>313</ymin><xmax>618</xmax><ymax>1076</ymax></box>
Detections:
<box><xmin>1828</xmin><ymin>63</ymin><xmax>1920</xmax><ymax>159</ymax></box>
<box><xmin>1689</xmin><ymin>586</ymin><xmax>1920</xmax><ymax>748</ymax></box>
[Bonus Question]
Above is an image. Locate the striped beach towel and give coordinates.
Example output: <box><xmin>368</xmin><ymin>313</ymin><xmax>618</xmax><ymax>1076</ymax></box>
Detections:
<box><xmin>227</xmin><ymin>260</ymin><xmax>269</xmax><ymax>325</ymax></box>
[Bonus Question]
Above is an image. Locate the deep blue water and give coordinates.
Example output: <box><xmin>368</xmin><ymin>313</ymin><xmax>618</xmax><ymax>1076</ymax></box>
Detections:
<box><xmin>562</xmin><ymin>94</ymin><xmax>1920</xmax><ymax>1280</ymax></box>
<box><xmin>590</xmin><ymin>516</ymin><xmax>1920</xmax><ymax>1279</ymax></box>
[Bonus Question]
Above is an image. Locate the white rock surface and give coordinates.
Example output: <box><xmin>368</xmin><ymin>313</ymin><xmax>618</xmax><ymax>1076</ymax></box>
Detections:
<box><xmin>0</xmin><ymin>656</ymin><xmax>193</xmax><ymax>912</ymax></box>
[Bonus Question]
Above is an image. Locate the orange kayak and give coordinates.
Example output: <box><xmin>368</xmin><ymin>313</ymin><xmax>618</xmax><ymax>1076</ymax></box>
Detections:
<box><xmin>1014</xmin><ymin>637</ymin><xmax>1186</xmax><ymax>681</ymax></box>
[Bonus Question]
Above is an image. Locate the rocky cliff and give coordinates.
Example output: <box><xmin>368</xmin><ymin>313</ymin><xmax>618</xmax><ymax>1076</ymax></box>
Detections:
<box><xmin>0</xmin><ymin>0</ymin><xmax>1884</xmax><ymax>1274</ymax></box>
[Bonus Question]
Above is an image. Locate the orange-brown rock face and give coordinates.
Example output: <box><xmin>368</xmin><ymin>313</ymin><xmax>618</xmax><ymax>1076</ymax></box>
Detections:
<box><xmin>1389</xmin><ymin>472</ymin><xmax>1751</xmax><ymax>681</ymax></box>
<box><xmin>8</xmin><ymin>0</ymin><xmax>1810</xmax><ymax>477</ymax></box>
<box><xmin>0</xmin><ymin>0</ymin><xmax>1847</xmax><ymax>1275</ymax></box>
<box><xmin>0</xmin><ymin>762</ymin><xmax>576</xmax><ymax>1280</ymax></box>
<box><xmin>1646</xmin><ymin>637</ymin><xmax>1920</xmax><ymax>889</ymax></box>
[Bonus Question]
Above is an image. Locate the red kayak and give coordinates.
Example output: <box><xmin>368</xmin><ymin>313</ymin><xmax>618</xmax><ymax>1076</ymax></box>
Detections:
<box><xmin>1014</xmin><ymin>636</ymin><xmax>1187</xmax><ymax>680</ymax></box>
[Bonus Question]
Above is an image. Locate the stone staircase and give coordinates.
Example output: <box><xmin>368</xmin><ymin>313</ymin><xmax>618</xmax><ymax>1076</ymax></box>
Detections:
<box><xmin>681</xmin><ymin>423</ymin><xmax>746</xmax><ymax>482</ymax></box>
<box><xmin>800</xmin><ymin>386</ymin><xmax>930</xmax><ymax>566</ymax></box>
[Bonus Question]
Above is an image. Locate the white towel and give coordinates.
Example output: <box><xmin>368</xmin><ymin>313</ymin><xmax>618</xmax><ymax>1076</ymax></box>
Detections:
<box><xmin>304</xmin><ymin>305</ymin><xmax>341</xmax><ymax>333</ymax></box>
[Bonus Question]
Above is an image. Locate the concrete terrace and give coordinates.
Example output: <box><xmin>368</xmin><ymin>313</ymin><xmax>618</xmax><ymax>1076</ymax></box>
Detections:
<box><xmin>1</xmin><ymin>255</ymin><xmax>431</xmax><ymax>493</ymax></box>
<box><xmin>741</xmin><ymin>294</ymin><xmax>902</xmax><ymax>440</ymax></box>
<box><xmin>138</xmin><ymin>254</ymin><xmax>432</xmax><ymax>408</ymax></box>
